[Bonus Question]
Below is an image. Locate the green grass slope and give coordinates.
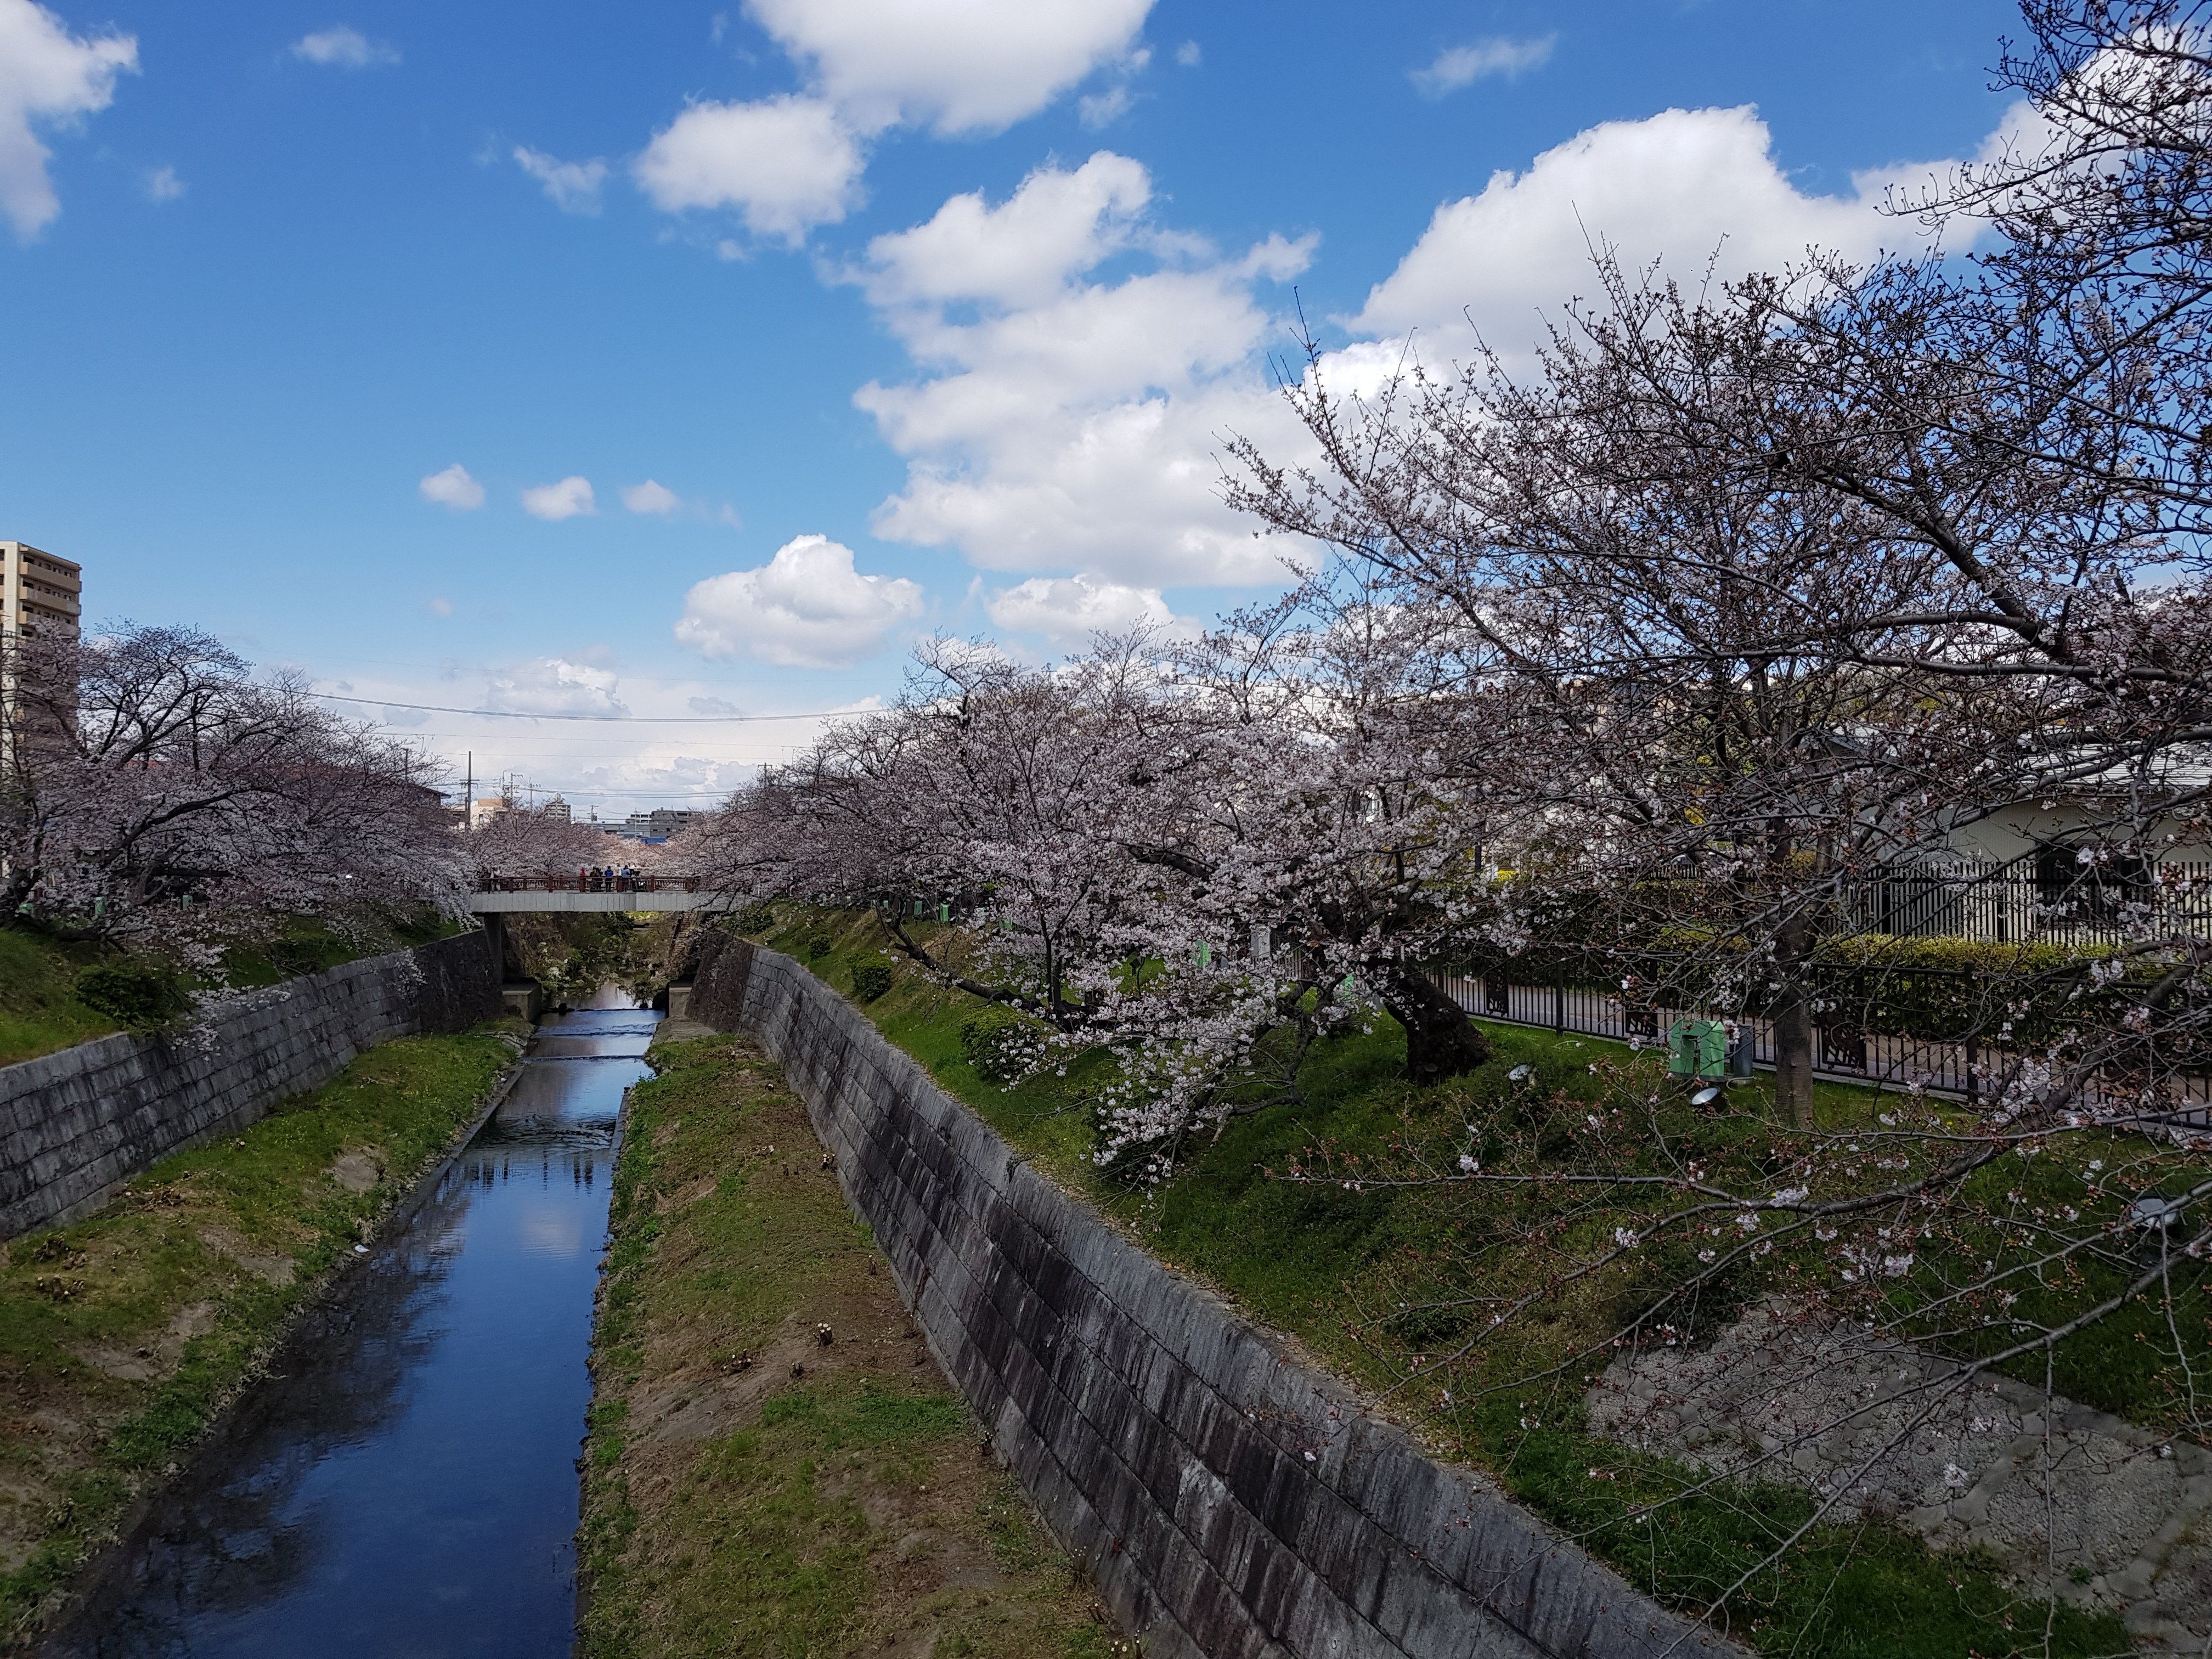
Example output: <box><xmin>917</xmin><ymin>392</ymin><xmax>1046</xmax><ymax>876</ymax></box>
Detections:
<box><xmin>577</xmin><ymin>1031</ymin><xmax>1123</xmax><ymax>1658</ymax></box>
<box><xmin>0</xmin><ymin>932</ymin><xmax>119</xmax><ymax>1065</ymax></box>
<box><xmin>751</xmin><ymin>908</ymin><xmax>2138</xmax><ymax>1659</ymax></box>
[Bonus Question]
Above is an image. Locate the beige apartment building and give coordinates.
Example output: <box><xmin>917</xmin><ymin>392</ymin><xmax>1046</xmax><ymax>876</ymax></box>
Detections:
<box><xmin>0</xmin><ymin>543</ymin><xmax>81</xmax><ymax>640</ymax></box>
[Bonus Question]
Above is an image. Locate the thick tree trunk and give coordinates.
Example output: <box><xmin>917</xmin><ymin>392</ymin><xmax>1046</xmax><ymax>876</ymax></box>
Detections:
<box><xmin>1380</xmin><ymin>968</ymin><xmax>1492</xmax><ymax>1084</ymax></box>
<box><xmin>1771</xmin><ymin>913</ymin><xmax>1815</xmax><ymax>1128</ymax></box>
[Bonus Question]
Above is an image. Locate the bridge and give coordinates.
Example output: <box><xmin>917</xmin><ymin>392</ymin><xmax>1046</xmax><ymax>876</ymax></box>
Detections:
<box><xmin>466</xmin><ymin>873</ymin><xmax>723</xmax><ymax>914</ymax></box>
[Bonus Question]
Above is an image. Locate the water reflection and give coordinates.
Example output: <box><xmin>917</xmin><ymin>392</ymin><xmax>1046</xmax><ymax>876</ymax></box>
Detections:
<box><xmin>46</xmin><ymin>1003</ymin><xmax>657</xmax><ymax>1658</ymax></box>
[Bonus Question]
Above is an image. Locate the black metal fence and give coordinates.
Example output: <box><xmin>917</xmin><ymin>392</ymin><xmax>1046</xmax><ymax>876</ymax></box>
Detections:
<box><xmin>1425</xmin><ymin>968</ymin><xmax>2212</xmax><ymax>1107</ymax></box>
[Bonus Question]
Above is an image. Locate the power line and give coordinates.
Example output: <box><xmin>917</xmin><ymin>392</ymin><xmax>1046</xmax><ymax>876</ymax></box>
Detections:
<box><xmin>314</xmin><ymin>693</ymin><xmax>863</xmax><ymax>724</ymax></box>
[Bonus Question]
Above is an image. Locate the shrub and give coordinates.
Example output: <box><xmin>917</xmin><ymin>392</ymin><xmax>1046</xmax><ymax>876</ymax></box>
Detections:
<box><xmin>958</xmin><ymin>1006</ymin><xmax>1044</xmax><ymax>1084</ymax></box>
<box><xmin>728</xmin><ymin>902</ymin><xmax>776</xmax><ymax>936</ymax></box>
<box><xmin>1450</xmin><ymin>930</ymin><xmax>2152</xmax><ymax>1044</ymax></box>
<box><xmin>1813</xmin><ymin>934</ymin><xmax>2147</xmax><ymax>1043</ymax></box>
<box><xmin>850</xmin><ymin>960</ymin><xmax>893</xmax><ymax>1003</ymax></box>
<box><xmin>76</xmin><ymin>959</ymin><xmax>191</xmax><ymax>1029</ymax></box>
<box><xmin>263</xmin><ymin>934</ymin><xmax>352</xmax><ymax>979</ymax></box>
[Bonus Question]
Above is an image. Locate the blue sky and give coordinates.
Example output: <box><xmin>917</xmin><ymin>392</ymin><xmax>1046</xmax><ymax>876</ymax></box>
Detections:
<box><xmin>1</xmin><ymin>0</ymin><xmax>2024</xmax><ymax>816</ymax></box>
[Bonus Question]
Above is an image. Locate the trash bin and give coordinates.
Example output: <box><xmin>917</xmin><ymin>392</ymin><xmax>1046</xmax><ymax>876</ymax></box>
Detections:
<box><xmin>1726</xmin><ymin>1021</ymin><xmax>1754</xmax><ymax>1078</ymax></box>
<box><xmin>1668</xmin><ymin>1018</ymin><xmax>1728</xmax><ymax>1080</ymax></box>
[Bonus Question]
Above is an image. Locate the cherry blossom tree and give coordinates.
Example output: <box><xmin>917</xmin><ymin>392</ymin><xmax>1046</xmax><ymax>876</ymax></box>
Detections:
<box><xmin>709</xmin><ymin>635</ymin><xmax>1189</xmax><ymax>1015</ymax></box>
<box><xmin>1125</xmin><ymin>588</ymin><xmax>1504</xmax><ymax>1082</ymax></box>
<box><xmin>461</xmin><ymin>797</ymin><xmax>620</xmax><ymax>879</ymax></box>
<box><xmin>1227</xmin><ymin>263</ymin><xmax>2074</xmax><ymax>1123</ymax></box>
<box><xmin>0</xmin><ymin>626</ymin><xmax>463</xmax><ymax>967</ymax></box>
<box><xmin>706</xmin><ymin>605</ymin><xmax>1519</xmax><ymax>1171</ymax></box>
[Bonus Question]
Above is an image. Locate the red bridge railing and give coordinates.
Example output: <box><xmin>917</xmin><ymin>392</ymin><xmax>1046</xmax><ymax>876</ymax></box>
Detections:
<box><xmin>475</xmin><ymin>872</ymin><xmax>703</xmax><ymax>894</ymax></box>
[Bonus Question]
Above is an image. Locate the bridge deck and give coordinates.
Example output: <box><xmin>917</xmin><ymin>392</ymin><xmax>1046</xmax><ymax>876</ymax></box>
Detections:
<box><xmin>467</xmin><ymin>890</ymin><xmax>711</xmax><ymax>913</ymax></box>
<box><xmin>466</xmin><ymin>874</ymin><xmax>720</xmax><ymax>915</ymax></box>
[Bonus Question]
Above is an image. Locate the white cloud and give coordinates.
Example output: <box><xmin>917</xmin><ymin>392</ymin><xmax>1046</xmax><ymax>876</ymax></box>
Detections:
<box><xmin>1077</xmin><ymin>83</ymin><xmax>1132</xmax><ymax>128</ymax></box>
<box><xmin>675</xmin><ymin>533</ymin><xmax>923</xmax><ymax>668</ymax></box>
<box><xmin>633</xmin><ymin>94</ymin><xmax>862</xmax><ymax>242</ymax></box>
<box><xmin>426</xmin><ymin>596</ymin><xmax>453</xmax><ymax>617</ymax></box>
<box><xmin>622</xmin><ymin>479</ymin><xmax>680</xmax><ymax>515</ymax></box>
<box><xmin>1173</xmin><ymin>40</ymin><xmax>1199</xmax><ymax>67</ymax></box>
<box><xmin>634</xmin><ymin>0</ymin><xmax>1156</xmax><ymax>246</ymax></box>
<box><xmin>514</xmin><ymin>145</ymin><xmax>607</xmax><ymax>214</ymax></box>
<box><xmin>290</xmin><ymin>25</ymin><xmax>398</xmax><ymax>69</ymax></box>
<box><xmin>141</xmin><ymin>162</ymin><xmax>182</xmax><ymax>202</ymax></box>
<box><xmin>1409</xmin><ymin>35</ymin><xmax>1554</xmax><ymax>97</ymax></box>
<box><xmin>744</xmin><ymin>0</ymin><xmax>1153</xmax><ymax>136</ymax></box>
<box><xmin>985</xmin><ymin>574</ymin><xmax>1180</xmax><ymax>646</ymax></box>
<box><xmin>851</xmin><ymin>154</ymin><xmax>1315</xmax><ymax>586</ymax></box>
<box><xmin>841</xmin><ymin>100</ymin><xmax>2030</xmax><ymax>605</ymax></box>
<box><xmin>521</xmin><ymin>476</ymin><xmax>596</xmax><ymax>520</ymax></box>
<box><xmin>0</xmin><ymin>0</ymin><xmax>136</xmax><ymax>241</ymax></box>
<box><xmin>1354</xmin><ymin>105</ymin><xmax>1961</xmax><ymax>366</ymax></box>
<box><xmin>567</xmin><ymin>752</ymin><xmax>754</xmax><ymax>812</ymax></box>
<box><xmin>419</xmin><ymin>463</ymin><xmax>485</xmax><ymax>511</ymax></box>
<box><xmin>484</xmin><ymin>656</ymin><xmax>627</xmax><ymax>717</ymax></box>
<box><xmin>856</xmin><ymin>150</ymin><xmax>1150</xmax><ymax>311</ymax></box>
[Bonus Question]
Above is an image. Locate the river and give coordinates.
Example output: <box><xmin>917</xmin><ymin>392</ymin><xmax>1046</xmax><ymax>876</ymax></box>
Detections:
<box><xmin>43</xmin><ymin>997</ymin><xmax>657</xmax><ymax>1658</ymax></box>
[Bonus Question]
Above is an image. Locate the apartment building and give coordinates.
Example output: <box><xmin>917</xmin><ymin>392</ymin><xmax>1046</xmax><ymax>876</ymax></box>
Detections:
<box><xmin>0</xmin><ymin>543</ymin><xmax>82</xmax><ymax>640</ymax></box>
<box><xmin>610</xmin><ymin>808</ymin><xmax>699</xmax><ymax>842</ymax></box>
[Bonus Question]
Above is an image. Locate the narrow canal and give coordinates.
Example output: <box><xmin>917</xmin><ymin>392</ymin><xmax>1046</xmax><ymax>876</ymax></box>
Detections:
<box><xmin>44</xmin><ymin>998</ymin><xmax>658</xmax><ymax>1658</ymax></box>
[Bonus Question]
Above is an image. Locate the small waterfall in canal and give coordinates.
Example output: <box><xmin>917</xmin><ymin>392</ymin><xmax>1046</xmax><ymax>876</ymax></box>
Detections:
<box><xmin>44</xmin><ymin>997</ymin><xmax>658</xmax><ymax>1658</ymax></box>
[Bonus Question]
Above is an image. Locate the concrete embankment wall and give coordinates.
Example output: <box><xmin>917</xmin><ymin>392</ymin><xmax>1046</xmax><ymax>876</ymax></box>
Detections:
<box><xmin>0</xmin><ymin>930</ymin><xmax>503</xmax><ymax>1240</ymax></box>
<box><xmin>687</xmin><ymin>933</ymin><xmax>1739</xmax><ymax>1659</ymax></box>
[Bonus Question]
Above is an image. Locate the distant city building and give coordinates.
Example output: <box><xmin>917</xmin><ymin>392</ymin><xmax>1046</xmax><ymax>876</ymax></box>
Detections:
<box><xmin>470</xmin><ymin>795</ymin><xmax>509</xmax><ymax>830</ymax></box>
<box><xmin>1</xmin><ymin>542</ymin><xmax>81</xmax><ymax>641</ymax></box>
<box><xmin>610</xmin><ymin>808</ymin><xmax>700</xmax><ymax>841</ymax></box>
<box><xmin>0</xmin><ymin>541</ymin><xmax>82</xmax><ymax>770</ymax></box>
<box><xmin>543</xmin><ymin>794</ymin><xmax>571</xmax><ymax>823</ymax></box>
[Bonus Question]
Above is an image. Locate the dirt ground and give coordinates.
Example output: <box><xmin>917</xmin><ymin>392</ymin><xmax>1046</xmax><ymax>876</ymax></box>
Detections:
<box><xmin>575</xmin><ymin>1030</ymin><xmax>1125</xmax><ymax>1659</ymax></box>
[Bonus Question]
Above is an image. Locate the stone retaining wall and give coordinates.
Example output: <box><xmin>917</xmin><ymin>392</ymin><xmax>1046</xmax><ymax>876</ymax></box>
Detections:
<box><xmin>687</xmin><ymin>933</ymin><xmax>1740</xmax><ymax>1659</ymax></box>
<box><xmin>0</xmin><ymin>930</ymin><xmax>502</xmax><ymax>1239</ymax></box>
<box><xmin>1590</xmin><ymin>1300</ymin><xmax>2212</xmax><ymax>1651</ymax></box>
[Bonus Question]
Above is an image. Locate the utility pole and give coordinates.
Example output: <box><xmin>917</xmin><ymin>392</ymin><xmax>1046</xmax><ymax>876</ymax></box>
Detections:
<box><xmin>464</xmin><ymin>751</ymin><xmax>472</xmax><ymax>830</ymax></box>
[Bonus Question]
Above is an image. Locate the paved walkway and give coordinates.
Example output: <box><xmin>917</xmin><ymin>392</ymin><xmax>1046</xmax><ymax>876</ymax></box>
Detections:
<box><xmin>1589</xmin><ymin>1301</ymin><xmax>2212</xmax><ymax>1650</ymax></box>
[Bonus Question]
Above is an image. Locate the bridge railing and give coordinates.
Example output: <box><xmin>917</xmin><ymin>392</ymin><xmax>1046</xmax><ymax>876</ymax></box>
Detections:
<box><xmin>474</xmin><ymin>872</ymin><xmax>702</xmax><ymax>894</ymax></box>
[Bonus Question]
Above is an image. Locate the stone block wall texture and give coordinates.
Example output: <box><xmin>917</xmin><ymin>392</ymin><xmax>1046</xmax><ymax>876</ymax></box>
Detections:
<box><xmin>690</xmin><ymin>934</ymin><xmax>1742</xmax><ymax>1659</ymax></box>
<box><xmin>0</xmin><ymin>930</ymin><xmax>502</xmax><ymax>1239</ymax></box>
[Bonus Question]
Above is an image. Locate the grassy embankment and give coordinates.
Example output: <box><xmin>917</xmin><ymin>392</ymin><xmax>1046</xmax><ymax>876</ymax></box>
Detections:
<box><xmin>213</xmin><ymin>911</ymin><xmax>461</xmax><ymax>990</ymax></box>
<box><xmin>753</xmin><ymin>907</ymin><xmax>2147</xmax><ymax>1659</ymax></box>
<box><xmin>576</xmin><ymin>1030</ymin><xmax>1124</xmax><ymax>1659</ymax></box>
<box><xmin>0</xmin><ymin>932</ymin><xmax>122</xmax><ymax>1066</ymax></box>
<box><xmin>0</xmin><ymin>912</ymin><xmax>464</xmax><ymax>1071</ymax></box>
<box><xmin>0</xmin><ymin>1020</ymin><xmax>526</xmax><ymax>1646</ymax></box>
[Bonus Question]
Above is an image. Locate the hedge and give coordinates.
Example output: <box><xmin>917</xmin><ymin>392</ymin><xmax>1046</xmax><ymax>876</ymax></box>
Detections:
<box><xmin>1449</xmin><ymin>932</ymin><xmax>2188</xmax><ymax>1045</ymax></box>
